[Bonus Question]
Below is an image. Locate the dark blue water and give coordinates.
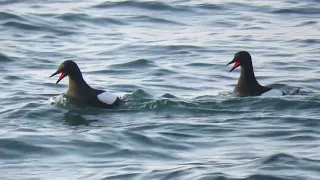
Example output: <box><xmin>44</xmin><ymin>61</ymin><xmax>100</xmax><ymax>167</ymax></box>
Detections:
<box><xmin>1</xmin><ymin>0</ymin><xmax>320</xmax><ymax>179</ymax></box>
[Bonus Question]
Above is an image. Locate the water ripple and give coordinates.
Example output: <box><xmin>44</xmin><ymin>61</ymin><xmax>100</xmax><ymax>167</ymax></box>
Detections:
<box><xmin>0</xmin><ymin>138</ymin><xmax>59</xmax><ymax>159</ymax></box>
<box><xmin>56</xmin><ymin>13</ymin><xmax>127</xmax><ymax>26</ymax></box>
<box><xmin>0</xmin><ymin>53</ymin><xmax>14</xmax><ymax>62</ymax></box>
<box><xmin>0</xmin><ymin>12</ymin><xmax>25</xmax><ymax>21</ymax></box>
<box><xmin>130</xmin><ymin>15</ymin><xmax>186</xmax><ymax>26</ymax></box>
<box><xmin>2</xmin><ymin>21</ymin><xmax>41</xmax><ymax>31</ymax></box>
<box><xmin>109</xmin><ymin>59</ymin><xmax>155</xmax><ymax>69</ymax></box>
<box><xmin>272</xmin><ymin>7</ymin><xmax>320</xmax><ymax>15</ymax></box>
<box><xmin>93</xmin><ymin>0</ymin><xmax>190</xmax><ymax>12</ymax></box>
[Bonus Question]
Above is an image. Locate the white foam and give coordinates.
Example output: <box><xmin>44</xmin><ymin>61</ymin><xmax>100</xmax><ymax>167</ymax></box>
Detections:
<box><xmin>261</xmin><ymin>89</ymin><xmax>283</xmax><ymax>97</ymax></box>
<box><xmin>97</xmin><ymin>92</ymin><xmax>118</xmax><ymax>105</ymax></box>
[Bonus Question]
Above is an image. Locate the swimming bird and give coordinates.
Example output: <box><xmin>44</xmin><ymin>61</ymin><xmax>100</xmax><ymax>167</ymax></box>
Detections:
<box><xmin>226</xmin><ymin>51</ymin><xmax>283</xmax><ymax>97</ymax></box>
<box><xmin>50</xmin><ymin>60</ymin><xmax>121</xmax><ymax>108</ymax></box>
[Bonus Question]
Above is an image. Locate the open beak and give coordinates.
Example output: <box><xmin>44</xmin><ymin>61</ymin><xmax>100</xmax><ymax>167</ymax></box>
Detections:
<box><xmin>50</xmin><ymin>70</ymin><xmax>66</xmax><ymax>84</ymax></box>
<box><xmin>226</xmin><ymin>59</ymin><xmax>241</xmax><ymax>72</ymax></box>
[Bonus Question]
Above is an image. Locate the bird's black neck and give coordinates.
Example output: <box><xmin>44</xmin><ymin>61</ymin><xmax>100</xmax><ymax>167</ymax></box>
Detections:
<box><xmin>239</xmin><ymin>65</ymin><xmax>259</xmax><ymax>84</ymax></box>
<box><xmin>235</xmin><ymin>64</ymin><xmax>263</xmax><ymax>94</ymax></box>
<box><xmin>67</xmin><ymin>74</ymin><xmax>92</xmax><ymax>99</ymax></box>
<box><xmin>69</xmin><ymin>76</ymin><xmax>90</xmax><ymax>87</ymax></box>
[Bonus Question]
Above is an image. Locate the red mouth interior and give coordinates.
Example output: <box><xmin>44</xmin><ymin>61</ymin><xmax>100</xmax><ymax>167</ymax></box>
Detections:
<box><xmin>58</xmin><ymin>72</ymin><xmax>66</xmax><ymax>82</ymax></box>
<box><xmin>232</xmin><ymin>61</ymin><xmax>241</xmax><ymax>69</ymax></box>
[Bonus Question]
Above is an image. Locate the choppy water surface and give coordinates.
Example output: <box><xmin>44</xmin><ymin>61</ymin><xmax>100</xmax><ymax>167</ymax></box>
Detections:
<box><xmin>1</xmin><ymin>0</ymin><xmax>320</xmax><ymax>179</ymax></box>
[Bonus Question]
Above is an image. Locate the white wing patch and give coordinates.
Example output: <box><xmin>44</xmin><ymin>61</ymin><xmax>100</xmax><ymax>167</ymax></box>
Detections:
<box><xmin>97</xmin><ymin>92</ymin><xmax>118</xmax><ymax>105</ymax></box>
<box><xmin>261</xmin><ymin>89</ymin><xmax>283</xmax><ymax>97</ymax></box>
